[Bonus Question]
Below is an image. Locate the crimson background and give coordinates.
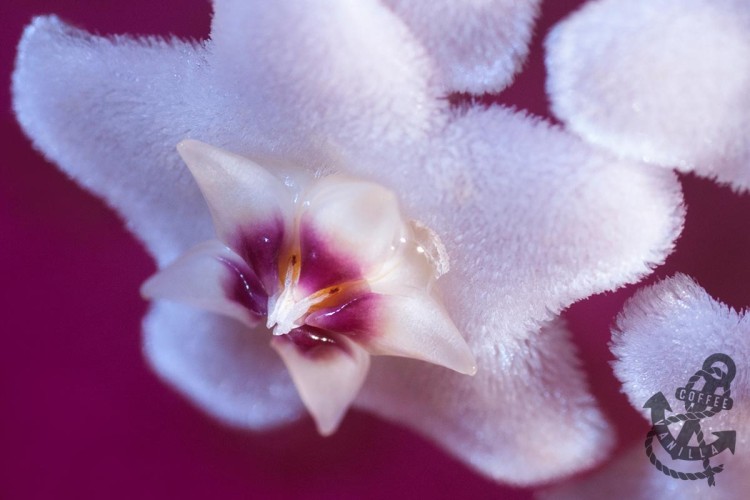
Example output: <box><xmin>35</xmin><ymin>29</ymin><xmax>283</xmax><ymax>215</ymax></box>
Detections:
<box><xmin>2</xmin><ymin>1</ymin><xmax>749</xmax><ymax>499</ymax></box>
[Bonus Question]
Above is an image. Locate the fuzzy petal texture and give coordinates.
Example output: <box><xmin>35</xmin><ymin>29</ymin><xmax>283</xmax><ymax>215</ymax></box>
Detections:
<box><xmin>364</xmin><ymin>107</ymin><xmax>685</xmax><ymax>338</ymax></box>
<box><xmin>347</xmin><ymin>107</ymin><xmax>683</xmax><ymax>484</ymax></box>
<box><xmin>13</xmin><ymin>0</ymin><xmax>442</xmax><ymax>266</ymax></box>
<box><xmin>383</xmin><ymin>0</ymin><xmax>542</xmax><ymax>93</ymax></box>
<box><xmin>546</xmin><ymin>0</ymin><xmax>750</xmax><ymax>191</ymax></box>
<box><xmin>611</xmin><ymin>275</ymin><xmax>750</xmax><ymax>414</ymax></box>
<box><xmin>12</xmin><ymin>17</ymin><xmax>215</xmax><ymax>265</ymax></box>
<box><xmin>210</xmin><ymin>0</ymin><xmax>445</xmax><ymax>157</ymax></box>
<box><xmin>272</xmin><ymin>333</ymin><xmax>370</xmax><ymax>436</ymax></box>
<box><xmin>359</xmin><ymin>319</ymin><xmax>613</xmax><ymax>485</ymax></box>
<box><xmin>543</xmin><ymin>274</ymin><xmax>750</xmax><ymax>498</ymax></box>
<box><xmin>144</xmin><ymin>302</ymin><xmax>303</xmax><ymax>429</ymax></box>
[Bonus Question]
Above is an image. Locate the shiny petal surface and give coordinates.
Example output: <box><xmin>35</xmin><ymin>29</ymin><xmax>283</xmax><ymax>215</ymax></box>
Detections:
<box><xmin>357</xmin><ymin>319</ymin><xmax>613</xmax><ymax>485</ymax></box>
<box><xmin>297</xmin><ymin>176</ymin><xmax>406</xmax><ymax>292</ymax></box>
<box><xmin>210</xmin><ymin>0</ymin><xmax>445</xmax><ymax>157</ymax></box>
<box><xmin>384</xmin><ymin>0</ymin><xmax>542</xmax><ymax>93</ymax></box>
<box><xmin>546</xmin><ymin>0</ymin><xmax>750</xmax><ymax>190</ymax></box>
<box><xmin>307</xmin><ymin>287</ymin><xmax>475</xmax><ymax>375</ymax></box>
<box><xmin>141</xmin><ymin>240</ymin><xmax>266</xmax><ymax>327</ymax></box>
<box><xmin>176</xmin><ymin>140</ymin><xmax>292</xmax><ymax>251</ymax></box>
<box><xmin>144</xmin><ymin>302</ymin><xmax>303</xmax><ymax>429</ymax></box>
<box><xmin>271</xmin><ymin>332</ymin><xmax>370</xmax><ymax>436</ymax></box>
<box><xmin>543</xmin><ymin>274</ymin><xmax>750</xmax><ymax>498</ymax></box>
<box><xmin>364</xmin><ymin>290</ymin><xmax>474</xmax><ymax>375</ymax></box>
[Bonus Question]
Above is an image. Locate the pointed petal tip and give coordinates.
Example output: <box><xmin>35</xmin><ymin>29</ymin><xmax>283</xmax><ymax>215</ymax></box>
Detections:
<box><xmin>314</xmin><ymin>415</ymin><xmax>341</xmax><ymax>437</ymax></box>
<box><xmin>14</xmin><ymin>15</ymin><xmax>70</xmax><ymax>118</ymax></box>
<box><xmin>175</xmin><ymin>138</ymin><xmax>220</xmax><ymax>173</ymax></box>
<box><xmin>140</xmin><ymin>268</ymin><xmax>176</xmax><ymax>302</ymax></box>
<box><xmin>358</xmin><ymin>290</ymin><xmax>477</xmax><ymax>376</ymax></box>
<box><xmin>176</xmin><ymin>137</ymin><xmax>210</xmax><ymax>156</ymax></box>
<box><xmin>440</xmin><ymin>337</ymin><xmax>477</xmax><ymax>376</ymax></box>
<box><xmin>271</xmin><ymin>334</ymin><xmax>370</xmax><ymax>438</ymax></box>
<box><xmin>18</xmin><ymin>15</ymin><xmax>64</xmax><ymax>47</ymax></box>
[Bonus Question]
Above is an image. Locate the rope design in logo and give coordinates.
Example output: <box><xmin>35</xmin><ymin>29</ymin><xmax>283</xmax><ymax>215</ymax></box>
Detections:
<box><xmin>643</xmin><ymin>353</ymin><xmax>736</xmax><ymax>487</ymax></box>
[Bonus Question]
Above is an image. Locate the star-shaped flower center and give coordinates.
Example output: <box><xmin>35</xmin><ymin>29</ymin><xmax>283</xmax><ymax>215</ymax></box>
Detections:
<box><xmin>142</xmin><ymin>140</ymin><xmax>475</xmax><ymax>434</ymax></box>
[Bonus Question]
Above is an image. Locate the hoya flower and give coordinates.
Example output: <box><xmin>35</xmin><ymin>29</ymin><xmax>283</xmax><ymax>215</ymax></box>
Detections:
<box><xmin>542</xmin><ymin>275</ymin><xmax>750</xmax><ymax>499</ymax></box>
<box><xmin>539</xmin><ymin>0</ymin><xmax>750</xmax><ymax>496</ymax></box>
<box><xmin>141</xmin><ymin>140</ymin><xmax>475</xmax><ymax>434</ymax></box>
<box><xmin>546</xmin><ymin>0</ymin><xmax>750</xmax><ymax>191</ymax></box>
<box><xmin>12</xmin><ymin>0</ymin><xmax>685</xmax><ymax>484</ymax></box>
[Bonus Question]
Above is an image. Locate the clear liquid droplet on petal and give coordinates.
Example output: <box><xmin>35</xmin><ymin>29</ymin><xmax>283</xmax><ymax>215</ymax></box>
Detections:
<box><xmin>410</xmin><ymin>220</ymin><xmax>450</xmax><ymax>279</ymax></box>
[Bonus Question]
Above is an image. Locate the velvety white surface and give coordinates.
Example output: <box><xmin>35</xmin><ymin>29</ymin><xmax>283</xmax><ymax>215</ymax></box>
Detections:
<box><xmin>546</xmin><ymin>0</ymin><xmax>750</xmax><ymax>191</ymax></box>
<box><xmin>360</xmin><ymin>319</ymin><xmax>614</xmax><ymax>484</ymax></box>
<box><xmin>383</xmin><ymin>0</ymin><xmax>542</xmax><ymax>93</ymax></box>
<box><xmin>542</xmin><ymin>275</ymin><xmax>750</xmax><ymax>498</ymax></box>
<box><xmin>210</xmin><ymin>0</ymin><xmax>446</xmax><ymax>160</ymax></box>
<box><xmin>144</xmin><ymin>302</ymin><xmax>303</xmax><ymax>429</ymax></box>
<box><xmin>13</xmin><ymin>0</ymin><xmax>686</xmax><ymax>484</ymax></box>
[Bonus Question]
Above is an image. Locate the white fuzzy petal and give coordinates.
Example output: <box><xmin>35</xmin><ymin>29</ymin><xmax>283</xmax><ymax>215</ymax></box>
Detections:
<box><xmin>12</xmin><ymin>8</ymin><xmax>443</xmax><ymax>275</ymax></box>
<box><xmin>541</xmin><ymin>444</ymin><xmax>750</xmax><ymax>499</ymax></box>
<box><xmin>611</xmin><ymin>275</ymin><xmax>748</xmax><ymax>422</ymax></box>
<box><xmin>271</xmin><ymin>334</ymin><xmax>370</xmax><ymax>436</ymax></box>
<box><xmin>144</xmin><ymin>302</ymin><xmax>303</xmax><ymax>429</ymax></box>
<box><xmin>12</xmin><ymin>17</ymin><xmax>216</xmax><ymax>265</ymax></box>
<box><xmin>358</xmin><ymin>319</ymin><xmax>613</xmax><ymax>485</ymax></box>
<box><xmin>210</xmin><ymin>0</ymin><xmax>445</xmax><ymax>158</ymax></box>
<box><xmin>546</xmin><ymin>0</ymin><xmax>750</xmax><ymax>191</ymax></box>
<box><xmin>363</xmin><ymin>107</ymin><xmax>684</xmax><ymax>341</ymax></box>
<box><xmin>344</xmin><ymin>106</ymin><xmax>683</xmax><ymax>483</ymax></box>
<box><xmin>611</xmin><ymin>275</ymin><xmax>750</xmax><ymax>443</ymax></box>
<box><xmin>544</xmin><ymin>274</ymin><xmax>750</xmax><ymax>498</ymax></box>
<box><xmin>384</xmin><ymin>0</ymin><xmax>542</xmax><ymax>93</ymax></box>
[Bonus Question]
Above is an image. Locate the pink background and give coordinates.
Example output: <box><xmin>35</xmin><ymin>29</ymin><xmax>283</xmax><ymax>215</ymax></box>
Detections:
<box><xmin>2</xmin><ymin>1</ymin><xmax>749</xmax><ymax>498</ymax></box>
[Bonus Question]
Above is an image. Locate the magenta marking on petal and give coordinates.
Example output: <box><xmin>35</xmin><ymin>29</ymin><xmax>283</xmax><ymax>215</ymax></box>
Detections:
<box><xmin>218</xmin><ymin>257</ymin><xmax>268</xmax><ymax>319</ymax></box>
<box><xmin>283</xmin><ymin>326</ymin><xmax>350</xmax><ymax>359</ymax></box>
<box><xmin>298</xmin><ymin>223</ymin><xmax>361</xmax><ymax>293</ymax></box>
<box><xmin>232</xmin><ymin>216</ymin><xmax>285</xmax><ymax>295</ymax></box>
<box><xmin>306</xmin><ymin>293</ymin><xmax>379</xmax><ymax>341</ymax></box>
